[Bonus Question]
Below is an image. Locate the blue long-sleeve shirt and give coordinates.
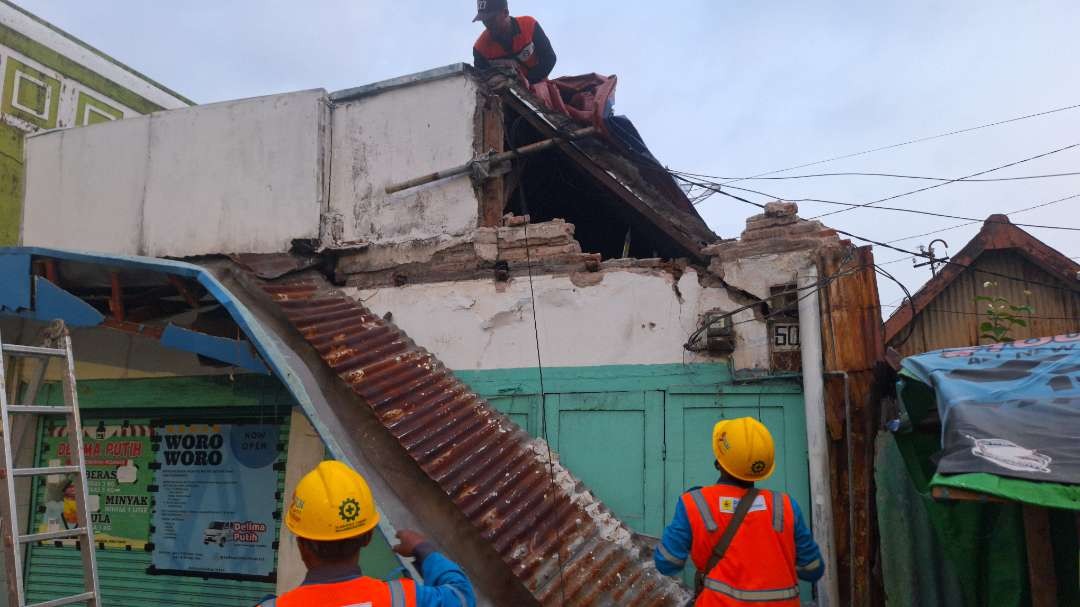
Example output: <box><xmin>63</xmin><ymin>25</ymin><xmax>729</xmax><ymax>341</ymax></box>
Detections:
<box><xmin>257</xmin><ymin>543</ymin><xmax>476</xmax><ymax>607</ymax></box>
<box><xmin>653</xmin><ymin>487</ymin><xmax>824</xmax><ymax>583</ymax></box>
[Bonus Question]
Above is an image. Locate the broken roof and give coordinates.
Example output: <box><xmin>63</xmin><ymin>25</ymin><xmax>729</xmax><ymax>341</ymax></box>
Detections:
<box><xmin>884</xmin><ymin>214</ymin><xmax>1080</xmax><ymax>345</ymax></box>
<box><xmin>335</xmin><ymin>64</ymin><xmax>719</xmax><ymax>260</ymax></box>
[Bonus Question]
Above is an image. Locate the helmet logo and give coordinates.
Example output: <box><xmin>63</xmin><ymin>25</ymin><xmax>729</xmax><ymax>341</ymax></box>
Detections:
<box><xmin>751</xmin><ymin>460</ymin><xmax>767</xmax><ymax>475</ymax></box>
<box><xmin>339</xmin><ymin>497</ymin><xmax>361</xmax><ymax>522</ymax></box>
<box><xmin>720</xmin><ymin>432</ymin><xmax>731</xmax><ymax>452</ymax></box>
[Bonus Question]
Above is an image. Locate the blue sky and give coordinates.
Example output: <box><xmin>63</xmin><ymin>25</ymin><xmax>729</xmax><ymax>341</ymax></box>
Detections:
<box><xmin>21</xmin><ymin>0</ymin><xmax>1080</xmax><ymax>309</ymax></box>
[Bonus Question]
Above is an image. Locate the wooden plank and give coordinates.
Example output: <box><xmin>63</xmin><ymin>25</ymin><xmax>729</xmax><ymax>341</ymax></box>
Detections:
<box><xmin>930</xmin><ymin>486</ymin><xmax>1007</xmax><ymax>503</ymax></box>
<box><xmin>1023</xmin><ymin>505</ymin><xmax>1058</xmax><ymax>607</ymax></box>
<box><xmin>818</xmin><ymin>246</ymin><xmax>886</xmax><ymax>607</ymax></box>
<box><xmin>477</xmin><ymin>93</ymin><xmax>505</xmax><ymax>227</ymax></box>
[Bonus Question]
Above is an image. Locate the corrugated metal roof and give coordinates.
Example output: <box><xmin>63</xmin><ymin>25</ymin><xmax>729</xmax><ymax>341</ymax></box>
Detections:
<box><xmin>259</xmin><ymin>273</ymin><xmax>689</xmax><ymax>606</ymax></box>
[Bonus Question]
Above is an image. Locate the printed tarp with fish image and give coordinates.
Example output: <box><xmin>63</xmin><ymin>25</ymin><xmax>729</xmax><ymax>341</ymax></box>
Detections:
<box><xmin>898</xmin><ymin>333</ymin><xmax>1080</xmax><ymax>509</ymax></box>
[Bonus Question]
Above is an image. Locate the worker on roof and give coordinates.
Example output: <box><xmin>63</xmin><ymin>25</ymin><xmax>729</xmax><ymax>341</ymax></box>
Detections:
<box><xmin>654</xmin><ymin>418</ymin><xmax>824</xmax><ymax>606</ymax></box>
<box><xmin>256</xmin><ymin>460</ymin><xmax>475</xmax><ymax>607</ymax></box>
<box><xmin>472</xmin><ymin>0</ymin><xmax>556</xmax><ymax>85</ymax></box>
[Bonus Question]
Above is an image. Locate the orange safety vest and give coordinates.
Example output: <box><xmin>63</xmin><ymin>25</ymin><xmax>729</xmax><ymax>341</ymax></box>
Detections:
<box><xmin>274</xmin><ymin>576</ymin><xmax>417</xmax><ymax>607</ymax></box>
<box><xmin>682</xmin><ymin>485</ymin><xmax>800</xmax><ymax>607</ymax></box>
<box><xmin>473</xmin><ymin>16</ymin><xmax>541</xmax><ymax>70</ymax></box>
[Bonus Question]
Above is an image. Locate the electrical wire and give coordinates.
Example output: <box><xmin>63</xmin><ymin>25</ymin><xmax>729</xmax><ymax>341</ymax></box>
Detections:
<box><xmin>715</xmin><ymin>183</ymin><xmax>1080</xmax><ymax>232</ymax></box>
<box><xmin>885</xmin><ymin>193</ymin><xmax>1080</xmax><ymax>244</ymax></box>
<box><xmin>712</xmin><ymin>102</ymin><xmax>1080</xmax><ymax>186</ymax></box>
<box><xmin>515</xmin><ymin>174</ymin><xmax>567</xmax><ymax>607</ymax></box>
<box><xmin>672</xmin><ymin>169</ymin><xmax>1080</xmax><ymax>183</ymax></box>
<box><xmin>809</xmin><ymin>142</ymin><xmax>1080</xmax><ymax>220</ymax></box>
<box><xmin>878</xmin><ymin>305</ymin><xmax>1079</xmax><ymax>321</ymax></box>
<box><xmin>712</xmin><ymin>188</ymin><xmax>1080</xmax><ymax>295</ymax></box>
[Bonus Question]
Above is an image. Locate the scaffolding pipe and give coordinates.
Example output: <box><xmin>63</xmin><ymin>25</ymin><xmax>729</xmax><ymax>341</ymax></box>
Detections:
<box><xmin>798</xmin><ymin>264</ymin><xmax>839</xmax><ymax>607</ymax></box>
<box><xmin>384</xmin><ymin>126</ymin><xmax>598</xmax><ymax>194</ymax></box>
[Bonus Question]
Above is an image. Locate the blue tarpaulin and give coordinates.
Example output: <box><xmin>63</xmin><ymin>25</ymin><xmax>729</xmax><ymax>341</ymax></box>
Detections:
<box><xmin>900</xmin><ymin>334</ymin><xmax>1080</xmax><ymax>485</ymax></box>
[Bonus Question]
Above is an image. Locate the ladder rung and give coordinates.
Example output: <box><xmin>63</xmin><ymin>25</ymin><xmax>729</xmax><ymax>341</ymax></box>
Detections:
<box><xmin>20</xmin><ymin>527</ymin><xmax>87</xmax><ymax>543</ymax></box>
<box><xmin>26</xmin><ymin>591</ymin><xmax>97</xmax><ymax>607</ymax></box>
<box><xmin>6</xmin><ymin>405</ymin><xmax>74</xmax><ymax>415</ymax></box>
<box><xmin>1</xmin><ymin>344</ymin><xmax>66</xmax><ymax>358</ymax></box>
<box><xmin>13</xmin><ymin>466</ymin><xmax>80</xmax><ymax>477</ymax></box>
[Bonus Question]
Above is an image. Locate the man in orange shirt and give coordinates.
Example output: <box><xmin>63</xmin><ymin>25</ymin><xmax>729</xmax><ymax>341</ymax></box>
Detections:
<box><xmin>472</xmin><ymin>0</ymin><xmax>557</xmax><ymax>84</ymax></box>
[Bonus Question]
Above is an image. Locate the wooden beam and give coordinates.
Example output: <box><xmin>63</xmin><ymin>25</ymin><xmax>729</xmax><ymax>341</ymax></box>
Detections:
<box><xmin>1023</xmin><ymin>505</ymin><xmax>1058</xmax><ymax>607</ymax></box>
<box><xmin>477</xmin><ymin>93</ymin><xmax>505</xmax><ymax>227</ymax></box>
<box><xmin>930</xmin><ymin>486</ymin><xmax>1007</xmax><ymax>503</ymax></box>
<box><xmin>108</xmin><ymin>271</ymin><xmax>124</xmax><ymax>322</ymax></box>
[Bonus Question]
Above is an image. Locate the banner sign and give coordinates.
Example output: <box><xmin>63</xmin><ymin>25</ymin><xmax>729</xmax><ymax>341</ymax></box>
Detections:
<box><xmin>149</xmin><ymin>423</ymin><xmax>280</xmax><ymax>580</ymax></box>
<box><xmin>901</xmin><ymin>334</ymin><xmax>1080</xmax><ymax>483</ymax></box>
<box><xmin>35</xmin><ymin>420</ymin><xmax>154</xmax><ymax>550</ymax></box>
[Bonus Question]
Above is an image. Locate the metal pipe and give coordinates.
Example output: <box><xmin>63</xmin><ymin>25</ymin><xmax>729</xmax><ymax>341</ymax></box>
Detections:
<box><xmin>798</xmin><ymin>265</ymin><xmax>839</xmax><ymax>607</ymax></box>
<box><xmin>384</xmin><ymin>126</ymin><xmax>598</xmax><ymax>194</ymax></box>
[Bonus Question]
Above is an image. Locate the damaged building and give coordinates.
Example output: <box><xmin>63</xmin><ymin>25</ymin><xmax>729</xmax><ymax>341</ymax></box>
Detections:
<box><xmin>1</xmin><ymin>64</ymin><xmax>884</xmax><ymax>606</ymax></box>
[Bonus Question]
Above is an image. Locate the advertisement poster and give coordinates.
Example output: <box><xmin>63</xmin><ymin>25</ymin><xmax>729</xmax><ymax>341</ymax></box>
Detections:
<box><xmin>35</xmin><ymin>420</ymin><xmax>154</xmax><ymax>550</ymax></box>
<box><xmin>149</xmin><ymin>422</ymin><xmax>280</xmax><ymax>580</ymax></box>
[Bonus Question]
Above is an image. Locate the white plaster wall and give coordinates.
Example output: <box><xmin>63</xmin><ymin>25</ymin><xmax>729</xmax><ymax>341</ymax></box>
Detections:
<box><xmin>23</xmin><ymin>116</ymin><xmax>148</xmax><ymax>254</ymax></box>
<box><xmin>719</xmin><ymin>250</ymin><xmax>816</xmax><ymax>301</ymax></box>
<box><xmin>347</xmin><ymin>268</ymin><xmax>773</xmax><ymax>372</ymax></box>
<box><xmin>330</xmin><ymin>75</ymin><xmax>480</xmax><ymax>246</ymax></box>
<box><xmin>22</xmin><ymin>90</ymin><xmax>328</xmax><ymax>256</ymax></box>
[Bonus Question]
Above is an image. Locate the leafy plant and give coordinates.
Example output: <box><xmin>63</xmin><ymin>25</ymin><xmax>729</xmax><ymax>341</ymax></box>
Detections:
<box><xmin>975</xmin><ymin>282</ymin><xmax>1033</xmax><ymax>343</ymax></box>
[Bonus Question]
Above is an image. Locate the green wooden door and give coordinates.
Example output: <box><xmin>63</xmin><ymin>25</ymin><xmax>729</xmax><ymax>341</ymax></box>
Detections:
<box><xmin>542</xmin><ymin>391</ymin><xmax>666</xmax><ymax>536</ymax></box>
<box><xmin>663</xmin><ymin>384</ymin><xmax>811</xmax><ymax>596</ymax></box>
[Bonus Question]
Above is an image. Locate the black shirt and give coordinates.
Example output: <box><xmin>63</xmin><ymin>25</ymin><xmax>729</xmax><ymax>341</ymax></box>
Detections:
<box><xmin>473</xmin><ymin>16</ymin><xmax>557</xmax><ymax>84</ymax></box>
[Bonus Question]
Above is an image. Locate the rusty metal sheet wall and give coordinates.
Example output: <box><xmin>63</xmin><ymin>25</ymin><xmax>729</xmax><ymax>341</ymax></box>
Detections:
<box><xmin>258</xmin><ymin>274</ymin><xmax>688</xmax><ymax>607</ymax></box>
<box><xmin>892</xmin><ymin>251</ymin><xmax>1080</xmax><ymax>357</ymax></box>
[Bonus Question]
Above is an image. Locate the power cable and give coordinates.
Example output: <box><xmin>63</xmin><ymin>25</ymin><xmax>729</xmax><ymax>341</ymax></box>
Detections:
<box><xmin>716</xmin><ymin>183</ymin><xmax>1080</xmax><ymax>232</ymax></box>
<box><xmin>809</xmin><ymin>142</ymin><xmax>1080</xmax><ymax>220</ymax></box>
<box><xmin>712</xmin><ymin>188</ymin><xmax>1080</xmax><ymax>294</ymax></box>
<box><xmin>878</xmin><ymin>305</ymin><xmax>1079</xmax><ymax>321</ymax></box>
<box><xmin>886</xmin><ymin>193</ymin><xmax>1080</xmax><ymax>244</ymax></box>
<box><xmin>672</xmin><ymin>169</ymin><xmax>1080</xmax><ymax>183</ymax></box>
<box><xmin>712</xmin><ymin>102</ymin><xmax>1080</xmax><ymax>186</ymax></box>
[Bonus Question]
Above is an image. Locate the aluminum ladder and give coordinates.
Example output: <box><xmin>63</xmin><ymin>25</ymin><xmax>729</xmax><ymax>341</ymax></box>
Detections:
<box><xmin>0</xmin><ymin>321</ymin><xmax>100</xmax><ymax>607</ymax></box>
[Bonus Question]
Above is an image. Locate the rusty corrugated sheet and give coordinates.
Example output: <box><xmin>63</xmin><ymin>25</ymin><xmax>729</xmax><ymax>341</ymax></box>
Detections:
<box><xmin>258</xmin><ymin>273</ymin><xmax>688</xmax><ymax>607</ymax></box>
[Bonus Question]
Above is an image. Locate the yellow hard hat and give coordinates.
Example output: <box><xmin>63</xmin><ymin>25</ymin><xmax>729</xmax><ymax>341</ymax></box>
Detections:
<box><xmin>712</xmin><ymin>417</ymin><xmax>776</xmax><ymax>482</ymax></box>
<box><xmin>286</xmin><ymin>460</ymin><xmax>379</xmax><ymax>541</ymax></box>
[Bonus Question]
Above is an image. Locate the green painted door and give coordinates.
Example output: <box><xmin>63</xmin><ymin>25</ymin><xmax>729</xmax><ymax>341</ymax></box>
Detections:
<box><xmin>541</xmin><ymin>391</ymin><xmax>666</xmax><ymax>536</ymax></box>
<box><xmin>663</xmin><ymin>385</ymin><xmax>812</xmax><ymax>597</ymax></box>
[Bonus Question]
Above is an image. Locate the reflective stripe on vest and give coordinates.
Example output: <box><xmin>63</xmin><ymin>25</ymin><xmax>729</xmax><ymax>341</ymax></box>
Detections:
<box><xmin>772</xmin><ymin>491</ymin><xmax>785</xmax><ymax>532</ymax></box>
<box><xmin>449</xmin><ymin>585</ymin><xmax>468</xmax><ymax>607</ymax></box>
<box><xmin>388</xmin><ymin>580</ymin><xmax>405</xmax><ymax>607</ymax></box>
<box><xmin>276</xmin><ymin>575</ymin><xmax>416</xmax><ymax>607</ymax></box>
<box><xmin>689</xmin><ymin>489</ymin><xmax>718</xmax><ymax>532</ymax></box>
<box><xmin>704</xmin><ymin>578</ymin><xmax>800</xmax><ymax>602</ymax></box>
<box><xmin>657</xmin><ymin>543</ymin><xmax>686</xmax><ymax>567</ymax></box>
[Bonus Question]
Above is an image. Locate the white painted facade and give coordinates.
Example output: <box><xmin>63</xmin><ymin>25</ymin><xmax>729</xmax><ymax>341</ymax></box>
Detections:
<box><xmin>347</xmin><ymin>256</ymin><xmax>812</xmax><ymax>374</ymax></box>
<box><xmin>22</xmin><ymin>90</ymin><xmax>328</xmax><ymax>256</ymax></box>
<box><xmin>329</xmin><ymin>74</ymin><xmax>481</xmax><ymax>246</ymax></box>
<box><xmin>19</xmin><ymin>69</ymin><xmax>485</xmax><ymax>257</ymax></box>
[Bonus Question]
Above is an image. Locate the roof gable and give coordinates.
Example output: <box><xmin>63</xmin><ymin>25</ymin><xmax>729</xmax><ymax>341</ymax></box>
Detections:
<box><xmin>883</xmin><ymin>214</ymin><xmax>1080</xmax><ymax>344</ymax></box>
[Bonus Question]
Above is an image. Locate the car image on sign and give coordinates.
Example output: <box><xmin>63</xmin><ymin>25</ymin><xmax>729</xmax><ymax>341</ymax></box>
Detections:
<box><xmin>203</xmin><ymin>521</ymin><xmax>231</xmax><ymax>547</ymax></box>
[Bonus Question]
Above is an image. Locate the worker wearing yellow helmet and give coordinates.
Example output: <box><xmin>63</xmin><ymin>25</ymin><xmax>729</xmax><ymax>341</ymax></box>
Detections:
<box><xmin>256</xmin><ymin>461</ymin><xmax>475</xmax><ymax>607</ymax></box>
<box><xmin>654</xmin><ymin>417</ymin><xmax>824</xmax><ymax>606</ymax></box>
